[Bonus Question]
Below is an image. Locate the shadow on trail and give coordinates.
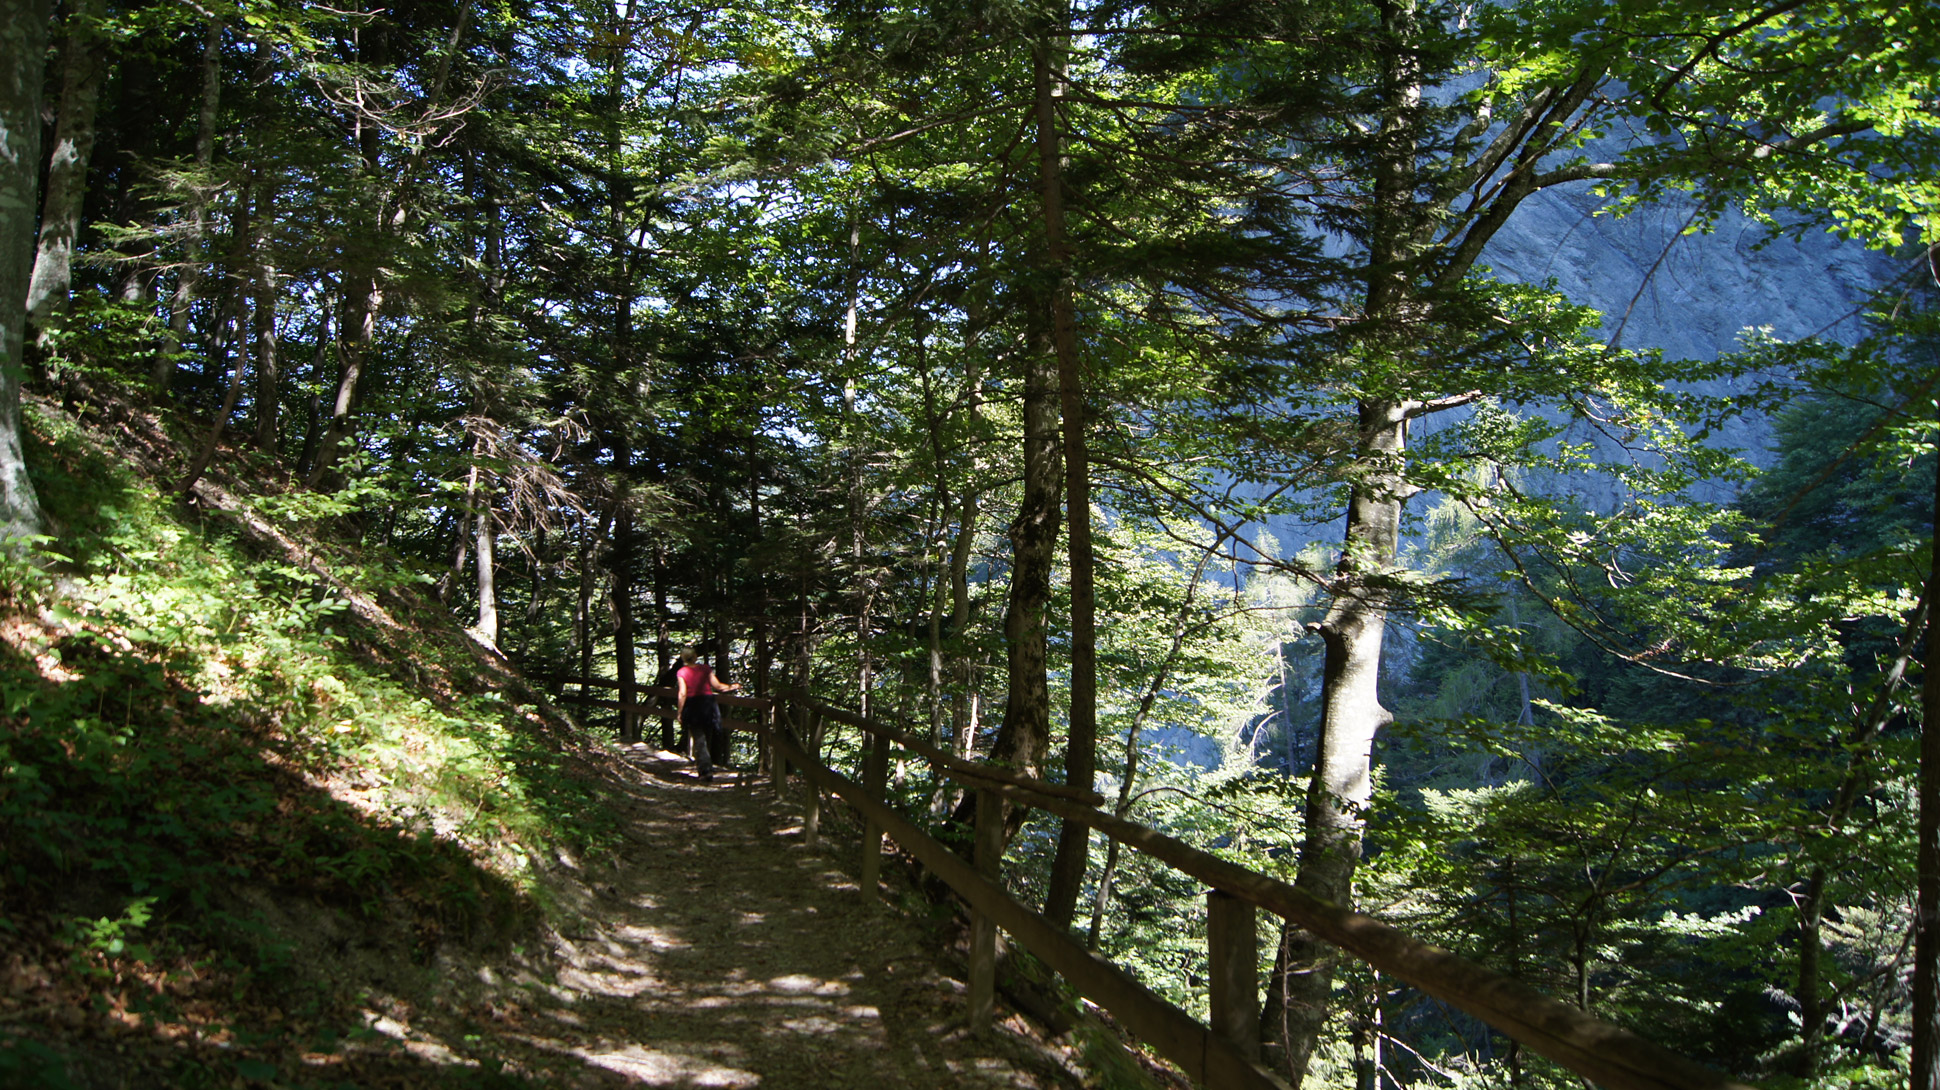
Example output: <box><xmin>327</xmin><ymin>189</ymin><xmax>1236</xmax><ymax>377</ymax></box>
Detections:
<box><xmin>486</xmin><ymin>744</ymin><xmax>1082</xmax><ymax>1089</ymax></box>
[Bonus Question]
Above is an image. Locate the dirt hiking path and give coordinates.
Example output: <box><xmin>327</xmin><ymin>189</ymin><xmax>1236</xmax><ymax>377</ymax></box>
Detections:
<box><xmin>466</xmin><ymin>745</ymin><xmax>1088</xmax><ymax>1089</ymax></box>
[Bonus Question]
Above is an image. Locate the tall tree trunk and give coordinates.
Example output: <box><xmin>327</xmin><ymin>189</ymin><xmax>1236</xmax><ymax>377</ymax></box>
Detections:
<box><xmin>577</xmin><ymin>505</ymin><xmax>611</xmax><ymax>689</ymax></box>
<box><xmin>250</xmin><ymin>240</ymin><xmax>279</xmax><ymax>450</ymax></box>
<box><xmin>950</xmin><ymin>292</ymin><xmax>989</xmax><ymax>774</ymax></box>
<box><xmin>840</xmin><ymin>213</ymin><xmax>877</xmax><ymax>718</ymax></box>
<box><xmin>1261</xmin><ymin>402</ymin><xmax>1408</xmax><ymax>1082</ymax></box>
<box><xmin>156</xmin><ymin>16</ymin><xmax>222</xmax><ymax>393</ymax></box>
<box><xmin>1037</xmin><ymin>22</ymin><xmax>1097</xmax><ymax>930</ymax></box>
<box><xmin>1263</xmin><ymin>3</ymin><xmax>1422</xmax><ymax>1077</ymax></box>
<box><xmin>611</xmin><ymin>436</ymin><xmax>638</xmax><ymax>743</ymax></box>
<box><xmin>25</xmin><ymin>0</ymin><xmax>108</xmax><ymax>341</ymax></box>
<box><xmin>982</xmin><ymin>276</ymin><xmax>1062</xmax><ymax>821</ymax></box>
<box><xmin>304</xmin><ymin>260</ymin><xmax>379</xmax><ymax>488</ymax></box>
<box><xmin>179</xmin><ymin>179</ymin><xmax>259</xmax><ymax>496</ymax></box>
<box><xmin>654</xmin><ymin>538</ymin><xmax>674</xmax><ymax>747</ymax></box>
<box><xmin>1794</xmin><ymin>867</ymin><xmax>1827</xmax><ymax>1071</ymax></box>
<box><xmin>950</xmin><ymin>487</ymin><xmax>981</xmax><ymax>759</ymax></box>
<box><xmin>474</xmin><ymin>492</ymin><xmax>499</xmax><ymax>648</ymax></box>
<box><xmin>1912</xmin><ymin>440</ymin><xmax>1940</xmax><ymax>1090</ymax></box>
<box><xmin>0</xmin><ymin>0</ymin><xmax>50</xmax><ymax>539</ymax></box>
<box><xmin>918</xmin><ymin>340</ymin><xmax>949</xmax><ymax>748</ymax></box>
<box><xmin>603</xmin><ymin>0</ymin><xmax>641</xmax><ymax>744</ymax></box>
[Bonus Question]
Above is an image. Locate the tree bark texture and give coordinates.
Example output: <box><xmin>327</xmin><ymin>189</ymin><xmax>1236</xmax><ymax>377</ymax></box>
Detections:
<box><xmin>1913</xmin><ymin>435</ymin><xmax>1940</xmax><ymax>1090</ymax></box>
<box><xmin>0</xmin><ymin>0</ymin><xmax>49</xmax><ymax>539</ymax></box>
<box><xmin>474</xmin><ymin>493</ymin><xmax>499</xmax><ymax>648</ymax></box>
<box><xmin>1262</xmin><ymin>1</ymin><xmax>1422</xmax><ymax>1078</ymax></box>
<box><xmin>1260</xmin><ymin>402</ymin><xmax>1407</xmax><ymax>1084</ymax></box>
<box><xmin>986</xmin><ymin>278</ymin><xmax>1063</xmax><ymax>831</ymax></box>
<box><xmin>1036</xmin><ymin>23</ymin><xmax>1097</xmax><ymax>932</ymax></box>
<box><xmin>25</xmin><ymin>0</ymin><xmax>107</xmax><ymax>338</ymax></box>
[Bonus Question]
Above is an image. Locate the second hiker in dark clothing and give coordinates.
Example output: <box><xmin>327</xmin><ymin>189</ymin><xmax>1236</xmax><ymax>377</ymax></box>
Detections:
<box><xmin>675</xmin><ymin>647</ymin><xmax>740</xmax><ymax>781</ymax></box>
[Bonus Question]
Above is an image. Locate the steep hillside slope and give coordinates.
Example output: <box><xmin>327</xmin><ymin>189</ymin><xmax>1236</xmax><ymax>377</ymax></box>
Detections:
<box><xmin>0</xmin><ymin>389</ymin><xmax>634</xmax><ymax>1086</ymax></box>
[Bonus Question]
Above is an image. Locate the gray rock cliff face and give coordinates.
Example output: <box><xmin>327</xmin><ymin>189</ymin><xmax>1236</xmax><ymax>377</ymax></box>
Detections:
<box><xmin>1481</xmin><ymin>185</ymin><xmax>1897</xmax><ymax>499</ymax></box>
<box><xmin>1488</xmin><ymin>188</ymin><xmax>1887</xmax><ymax>366</ymax></box>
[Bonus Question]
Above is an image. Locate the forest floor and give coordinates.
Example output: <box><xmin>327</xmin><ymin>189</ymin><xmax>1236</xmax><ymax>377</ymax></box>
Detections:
<box><xmin>437</xmin><ymin>741</ymin><xmax>1094</xmax><ymax>1089</ymax></box>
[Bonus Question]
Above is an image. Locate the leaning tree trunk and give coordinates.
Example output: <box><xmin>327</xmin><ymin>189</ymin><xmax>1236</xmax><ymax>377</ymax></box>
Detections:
<box><xmin>179</xmin><ymin>180</ymin><xmax>260</xmax><ymax>497</ymax></box>
<box><xmin>25</xmin><ymin>0</ymin><xmax>108</xmax><ymax>341</ymax></box>
<box><xmin>303</xmin><ymin>259</ymin><xmax>380</xmax><ymax>489</ymax></box>
<box><xmin>0</xmin><ymin>0</ymin><xmax>50</xmax><ymax>540</ymax></box>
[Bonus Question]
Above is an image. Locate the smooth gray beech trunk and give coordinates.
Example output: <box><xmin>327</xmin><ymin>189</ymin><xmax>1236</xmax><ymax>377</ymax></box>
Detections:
<box><xmin>250</xmin><ymin>247</ymin><xmax>279</xmax><ymax>449</ymax></box>
<box><xmin>1260</xmin><ymin>400</ymin><xmax>1408</xmax><ymax>1082</ymax></box>
<box><xmin>25</xmin><ymin>0</ymin><xmax>107</xmax><ymax>339</ymax></box>
<box><xmin>1263</xmin><ymin>1</ymin><xmax>1422</xmax><ymax>1078</ymax></box>
<box><xmin>0</xmin><ymin>0</ymin><xmax>50</xmax><ymax>540</ymax></box>
<box><xmin>474</xmin><ymin>498</ymin><xmax>499</xmax><ymax>648</ymax></box>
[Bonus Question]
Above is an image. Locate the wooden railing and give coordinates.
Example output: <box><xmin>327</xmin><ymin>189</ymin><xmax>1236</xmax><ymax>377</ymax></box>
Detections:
<box><xmin>541</xmin><ymin>674</ymin><xmax>1756</xmax><ymax>1090</ymax></box>
<box><xmin>758</xmin><ymin>687</ymin><xmax>1757</xmax><ymax>1090</ymax></box>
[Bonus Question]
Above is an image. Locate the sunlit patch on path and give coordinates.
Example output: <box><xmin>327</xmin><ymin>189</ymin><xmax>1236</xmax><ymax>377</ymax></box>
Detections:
<box><xmin>448</xmin><ymin>742</ymin><xmax>1085</xmax><ymax>1088</ymax></box>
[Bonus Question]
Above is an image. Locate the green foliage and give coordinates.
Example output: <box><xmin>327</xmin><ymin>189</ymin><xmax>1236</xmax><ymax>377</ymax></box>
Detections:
<box><xmin>18</xmin><ymin>0</ymin><xmax>1938</xmax><ymax>1081</ymax></box>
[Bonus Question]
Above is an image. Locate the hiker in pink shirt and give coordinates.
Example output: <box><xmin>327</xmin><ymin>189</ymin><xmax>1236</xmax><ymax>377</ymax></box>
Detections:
<box><xmin>675</xmin><ymin>646</ymin><xmax>740</xmax><ymax>781</ymax></box>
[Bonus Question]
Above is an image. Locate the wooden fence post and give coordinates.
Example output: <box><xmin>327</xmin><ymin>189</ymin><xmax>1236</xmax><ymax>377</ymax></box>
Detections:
<box><xmin>773</xmin><ymin>702</ymin><xmax>794</xmax><ymax>802</ymax></box>
<box><xmin>859</xmin><ymin>729</ymin><xmax>890</xmax><ymax>904</ymax></box>
<box><xmin>756</xmin><ymin>699</ymin><xmax>772</xmax><ymax>782</ymax></box>
<box><xmin>1208</xmin><ymin>889</ymin><xmax>1260</xmax><ymax>1062</ymax></box>
<box><xmin>969</xmin><ymin>787</ymin><xmax>1001</xmax><ymax>1031</ymax></box>
<box><xmin>802</xmin><ymin>710</ymin><xmax>825</xmax><ymax>849</ymax></box>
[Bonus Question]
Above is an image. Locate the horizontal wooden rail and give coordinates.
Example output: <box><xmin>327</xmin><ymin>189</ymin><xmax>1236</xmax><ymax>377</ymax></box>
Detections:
<box><xmin>547</xmin><ymin>685</ymin><xmax>768</xmax><ymax>716</ymax></box>
<box><xmin>766</xmin><ymin>726</ymin><xmax>1288</xmax><ymax>1090</ymax></box>
<box><xmin>968</xmin><ymin>780</ymin><xmax>1748</xmax><ymax>1090</ymax></box>
<box><xmin>773</xmin><ymin>685</ymin><xmax>1105</xmax><ymax>806</ymax></box>
<box><xmin>758</xmin><ymin>690</ymin><xmax>1756</xmax><ymax>1090</ymax></box>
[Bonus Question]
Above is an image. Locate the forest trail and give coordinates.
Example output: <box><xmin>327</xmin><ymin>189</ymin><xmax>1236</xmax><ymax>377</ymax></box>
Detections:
<box><xmin>481</xmin><ymin>743</ymin><xmax>1086</xmax><ymax>1089</ymax></box>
